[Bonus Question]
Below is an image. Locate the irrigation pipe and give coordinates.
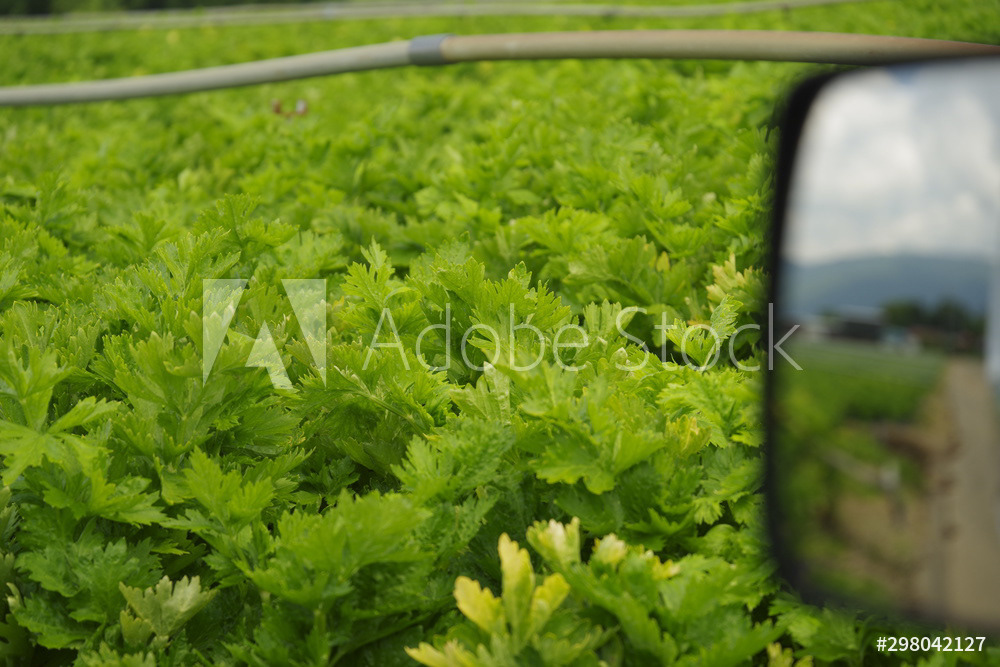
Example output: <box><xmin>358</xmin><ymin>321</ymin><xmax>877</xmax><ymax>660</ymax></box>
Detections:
<box><xmin>0</xmin><ymin>0</ymin><xmax>881</xmax><ymax>35</ymax></box>
<box><xmin>1</xmin><ymin>31</ymin><xmax>998</xmax><ymax>106</ymax></box>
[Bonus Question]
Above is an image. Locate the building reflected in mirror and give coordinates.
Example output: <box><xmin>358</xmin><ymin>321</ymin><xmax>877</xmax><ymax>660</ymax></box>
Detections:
<box><xmin>773</xmin><ymin>58</ymin><xmax>1000</xmax><ymax>628</ymax></box>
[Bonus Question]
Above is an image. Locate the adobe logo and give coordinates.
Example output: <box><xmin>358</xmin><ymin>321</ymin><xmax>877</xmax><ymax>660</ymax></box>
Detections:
<box><xmin>202</xmin><ymin>279</ymin><xmax>327</xmax><ymax>389</ymax></box>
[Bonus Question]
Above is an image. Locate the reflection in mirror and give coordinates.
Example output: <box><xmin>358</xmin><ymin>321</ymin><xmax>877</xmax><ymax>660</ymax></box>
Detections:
<box><xmin>773</xmin><ymin>58</ymin><xmax>1000</xmax><ymax>630</ymax></box>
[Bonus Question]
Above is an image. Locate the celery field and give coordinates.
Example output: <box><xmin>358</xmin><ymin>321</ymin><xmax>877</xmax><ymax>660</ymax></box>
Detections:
<box><xmin>1</xmin><ymin>1</ymin><xmax>999</xmax><ymax>665</ymax></box>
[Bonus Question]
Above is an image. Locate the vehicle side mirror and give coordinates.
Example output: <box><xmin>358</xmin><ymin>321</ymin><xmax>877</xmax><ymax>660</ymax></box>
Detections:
<box><xmin>767</xmin><ymin>57</ymin><xmax>1000</xmax><ymax>632</ymax></box>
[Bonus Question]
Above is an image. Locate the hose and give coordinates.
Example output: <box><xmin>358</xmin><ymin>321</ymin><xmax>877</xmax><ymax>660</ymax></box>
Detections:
<box><xmin>1</xmin><ymin>30</ymin><xmax>997</xmax><ymax>106</ymax></box>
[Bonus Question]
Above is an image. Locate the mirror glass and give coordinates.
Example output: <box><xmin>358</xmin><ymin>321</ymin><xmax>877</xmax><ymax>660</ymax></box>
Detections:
<box><xmin>772</xmin><ymin>58</ymin><xmax>1000</xmax><ymax>629</ymax></box>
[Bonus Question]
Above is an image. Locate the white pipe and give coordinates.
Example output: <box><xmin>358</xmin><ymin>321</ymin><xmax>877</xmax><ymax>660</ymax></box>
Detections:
<box><xmin>0</xmin><ymin>0</ymin><xmax>882</xmax><ymax>35</ymax></box>
<box><xmin>0</xmin><ymin>41</ymin><xmax>412</xmax><ymax>105</ymax></box>
<box><xmin>440</xmin><ymin>31</ymin><xmax>1000</xmax><ymax>66</ymax></box>
<box><xmin>0</xmin><ymin>31</ymin><xmax>997</xmax><ymax>107</ymax></box>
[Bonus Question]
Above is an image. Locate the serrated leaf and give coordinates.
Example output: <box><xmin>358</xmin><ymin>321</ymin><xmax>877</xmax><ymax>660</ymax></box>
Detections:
<box><xmin>119</xmin><ymin>575</ymin><xmax>217</xmax><ymax>642</ymax></box>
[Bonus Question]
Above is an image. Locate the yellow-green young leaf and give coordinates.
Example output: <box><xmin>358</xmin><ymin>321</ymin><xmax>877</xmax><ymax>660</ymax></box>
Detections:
<box><xmin>590</xmin><ymin>535</ymin><xmax>628</xmax><ymax>568</ymax></box>
<box><xmin>119</xmin><ymin>609</ymin><xmax>153</xmax><ymax>648</ymax></box>
<box><xmin>526</xmin><ymin>518</ymin><xmax>581</xmax><ymax>570</ymax></box>
<box><xmin>527</xmin><ymin>573</ymin><xmax>570</xmax><ymax>637</ymax></box>
<box><xmin>118</xmin><ymin>575</ymin><xmax>217</xmax><ymax>641</ymax></box>
<box><xmin>453</xmin><ymin>576</ymin><xmax>504</xmax><ymax>636</ymax></box>
<box><xmin>405</xmin><ymin>639</ymin><xmax>478</xmax><ymax>667</ymax></box>
<box><xmin>767</xmin><ymin>642</ymin><xmax>815</xmax><ymax>667</ymax></box>
<box><xmin>498</xmin><ymin>534</ymin><xmax>534</xmax><ymax>644</ymax></box>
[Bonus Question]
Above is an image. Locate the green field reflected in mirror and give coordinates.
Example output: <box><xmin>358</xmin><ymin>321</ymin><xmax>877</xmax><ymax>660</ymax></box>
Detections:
<box><xmin>773</xmin><ymin>57</ymin><xmax>1000</xmax><ymax>629</ymax></box>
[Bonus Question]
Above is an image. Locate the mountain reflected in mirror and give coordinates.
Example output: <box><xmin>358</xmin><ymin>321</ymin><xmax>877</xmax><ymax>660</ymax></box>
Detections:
<box><xmin>772</xmin><ymin>58</ymin><xmax>1000</xmax><ymax>630</ymax></box>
